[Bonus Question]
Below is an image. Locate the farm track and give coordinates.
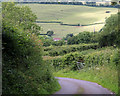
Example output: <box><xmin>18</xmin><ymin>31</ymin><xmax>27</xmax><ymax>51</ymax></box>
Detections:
<box><xmin>36</xmin><ymin>20</ymin><xmax>105</xmax><ymax>27</ymax></box>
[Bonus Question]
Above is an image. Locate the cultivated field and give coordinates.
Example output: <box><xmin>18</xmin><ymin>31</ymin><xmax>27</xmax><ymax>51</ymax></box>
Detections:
<box><xmin>20</xmin><ymin>4</ymin><xmax>118</xmax><ymax>38</ymax></box>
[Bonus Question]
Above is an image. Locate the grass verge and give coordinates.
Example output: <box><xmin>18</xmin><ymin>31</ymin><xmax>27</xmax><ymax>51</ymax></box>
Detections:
<box><xmin>53</xmin><ymin>65</ymin><xmax>118</xmax><ymax>94</ymax></box>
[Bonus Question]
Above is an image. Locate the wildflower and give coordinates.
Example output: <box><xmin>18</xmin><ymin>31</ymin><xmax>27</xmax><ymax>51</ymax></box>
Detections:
<box><xmin>96</xmin><ymin>67</ymin><xmax>100</xmax><ymax>70</ymax></box>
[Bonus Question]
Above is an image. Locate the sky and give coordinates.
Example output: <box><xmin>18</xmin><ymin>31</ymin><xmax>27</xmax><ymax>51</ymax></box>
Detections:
<box><xmin>0</xmin><ymin>0</ymin><xmax>119</xmax><ymax>2</ymax></box>
<box><xmin>0</xmin><ymin>0</ymin><xmax>114</xmax><ymax>2</ymax></box>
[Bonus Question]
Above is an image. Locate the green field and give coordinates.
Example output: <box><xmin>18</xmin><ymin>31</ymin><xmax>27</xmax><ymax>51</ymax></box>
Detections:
<box><xmin>20</xmin><ymin>4</ymin><xmax>118</xmax><ymax>38</ymax></box>
<box><xmin>37</xmin><ymin>23</ymin><xmax>104</xmax><ymax>38</ymax></box>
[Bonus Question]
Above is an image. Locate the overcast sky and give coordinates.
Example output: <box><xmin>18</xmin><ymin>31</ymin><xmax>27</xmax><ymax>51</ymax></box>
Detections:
<box><xmin>1</xmin><ymin>0</ymin><xmax>119</xmax><ymax>2</ymax></box>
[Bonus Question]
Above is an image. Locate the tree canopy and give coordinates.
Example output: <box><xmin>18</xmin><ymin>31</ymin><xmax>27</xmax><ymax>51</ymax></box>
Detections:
<box><xmin>98</xmin><ymin>12</ymin><xmax>120</xmax><ymax>47</ymax></box>
<box><xmin>2</xmin><ymin>2</ymin><xmax>59</xmax><ymax>94</ymax></box>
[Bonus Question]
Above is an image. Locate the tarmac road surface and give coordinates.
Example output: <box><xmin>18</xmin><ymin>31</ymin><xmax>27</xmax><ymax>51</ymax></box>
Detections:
<box><xmin>53</xmin><ymin>77</ymin><xmax>115</xmax><ymax>95</ymax></box>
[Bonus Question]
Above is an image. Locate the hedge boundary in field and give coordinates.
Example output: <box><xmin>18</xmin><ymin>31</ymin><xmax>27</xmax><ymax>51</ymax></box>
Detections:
<box><xmin>36</xmin><ymin>20</ymin><xmax>105</xmax><ymax>27</ymax></box>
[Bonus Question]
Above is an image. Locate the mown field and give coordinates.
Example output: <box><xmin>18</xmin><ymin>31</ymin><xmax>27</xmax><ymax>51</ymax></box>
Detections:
<box><xmin>18</xmin><ymin>4</ymin><xmax>118</xmax><ymax>38</ymax></box>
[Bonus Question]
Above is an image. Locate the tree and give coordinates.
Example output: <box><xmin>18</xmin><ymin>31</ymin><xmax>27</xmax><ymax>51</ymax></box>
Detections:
<box><xmin>52</xmin><ymin>40</ymin><xmax>65</xmax><ymax>46</ymax></box>
<box><xmin>98</xmin><ymin>12</ymin><xmax>120</xmax><ymax>47</ymax></box>
<box><xmin>47</xmin><ymin>30</ymin><xmax>54</xmax><ymax>36</ymax></box>
<box><xmin>67</xmin><ymin>32</ymin><xmax>97</xmax><ymax>45</ymax></box>
<box><xmin>2</xmin><ymin>2</ymin><xmax>59</xmax><ymax>94</ymax></box>
<box><xmin>64</xmin><ymin>33</ymin><xmax>73</xmax><ymax>40</ymax></box>
<box><xmin>67</xmin><ymin>36</ymin><xmax>77</xmax><ymax>45</ymax></box>
<box><xmin>2</xmin><ymin>2</ymin><xmax>41</xmax><ymax>35</ymax></box>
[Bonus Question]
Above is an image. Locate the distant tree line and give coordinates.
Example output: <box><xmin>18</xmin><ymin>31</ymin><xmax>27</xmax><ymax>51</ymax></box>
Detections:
<box><xmin>17</xmin><ymin>1</ymin><xmax>120</xmax><ymax>8</ymax></box>
<box><xmin>98</xmin><ymin>12</ymin><xmax>120</xmax><ymax>47</ymax></box>
<box><xmin>65</xmin><ymin>32</ymin><xmax>98</xmax><ymax>45</ymax></box>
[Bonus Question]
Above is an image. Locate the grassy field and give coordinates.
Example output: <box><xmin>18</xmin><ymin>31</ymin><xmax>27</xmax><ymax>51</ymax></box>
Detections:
<box><xmin>37</xmin><ymin>23</ymin><xmax>104</xmax><ymax>38</ymax></box>
<box><xmin>24</xmin><ymin>4</ymin><xmax>117</xmax><ymax>24</ymax></box>
<box><xmin>18</xmin><ymin>4</ymin><xmax>118</xmax><ymax>38</ymax></box>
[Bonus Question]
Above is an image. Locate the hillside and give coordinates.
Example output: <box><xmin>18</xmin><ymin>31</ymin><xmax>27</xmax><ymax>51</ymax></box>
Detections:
<box><xmin>19</xmin><ymin>4</ymin><xmax>118</xmax><ymax>38</ymax></box>
<box><xmin>2</xmin><ymin>2</ymin><xmax>119</xmax><ymax>95</ymax></box>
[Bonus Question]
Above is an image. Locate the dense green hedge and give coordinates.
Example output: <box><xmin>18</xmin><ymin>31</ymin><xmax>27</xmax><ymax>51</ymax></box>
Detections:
<box><xmin>98</xmin><ymin>12</ymin><xmax>120</xmax><ymax>47</ymax></box>
<box><xmin>2</xmin><ymin>2</ymin><xmax>60</xmax><ymax>94</ymax></box>
<box><xmin>45</xmin><ymin>47</ymin><xmax>118</xmax><ymax>71</ymax></box>
<box><xmin>44</xmin><ymin>43</ymin><xmax>98</xmax><ymax>56</ymax></box>
<box><xmin>67</xmin><ymin>31</ymin><xmax>98</xmax><ymax>45</ymax></box>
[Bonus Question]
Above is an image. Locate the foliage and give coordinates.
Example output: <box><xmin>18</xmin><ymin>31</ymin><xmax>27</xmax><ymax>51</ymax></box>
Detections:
<box><xmin>67</xmin><ymin>31</ymin><xmax>98</xmax><ymax>45</ymax></box>
<box><xmin>111</xmin><ymin>49</ymin><xmax>120</xmax><ymax>69</ymax></box>
<box><xmin>38</xmin><ymin>35</ymin><xmax>65</xmax><ymax>47</ymax></box>
<box><xmin>98</xmin><ymin>12</ymin><xmax>120</xmax><ymax>47</ymax></box>
<box><xmin>40</xmin><ymin>31</ymin><xmax>98</xmax><ymax>47</ymax></box>
<box><xmin>44</xmin><ymin>43</ymin><xmax>98</xmax><ymax>56</ymax></box>
<box><xmin>2</xmin><ymin>2</ymin><xmax>60</xmax><ymax>94</ymax></box>
<box><xmin>47</xmin><ymin>30</ymin><xmax>54</xmax><ymax>36</ymax></box>
<box><xmin>43</xmin><ymin>39</ymin><xmax>53</xmax><ymax>47</ymax></box>
<box><xmin>64</xmin><ymin>33</ymin><xmax>73</xmax><ymax>40</ymax></box>
<box><xmin>45</xmin><ymin>46</ymin><xmax>118</xmax><ymax>71</ymax></box>
<box><xmin>52</xmin><ymin>40</ymin><xmax>66</xmax><ymax>46</ymax></box>
<box><xmin>47</xmin><ymin>47</ymin><xmax>119</xmax><ymax>94</ymax></box>
<box><xmin>62</xmin><ymin>52</ymin><xmax>84</xmax><ymax>70</ymax></box>
<box><xmin>2</xmin><ymin>2</ymin><xmax>41</xmax><ymax>36</ymax></box>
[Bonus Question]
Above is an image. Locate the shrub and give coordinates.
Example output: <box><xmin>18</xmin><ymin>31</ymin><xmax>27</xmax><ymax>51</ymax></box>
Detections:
<box><xmin>47</xmin><ymin>30</ymin><xmax>54</xmax><ymax>36</ymax></box>
<box><xmin>44</xmin><ymin>43</ymin><xmax>98</xmax><ymax>56</ymax></box>
<box><xmin>67</xmin><ymin>31</ymin><xmax>98</xmax><ymax>45</ymax></box>
<box><xmin>2</xmin><ymin>2</ymin><xmax>60</xmax><ymax>94</ymax></box>
<box><xmin>62</xmin><ymin>52</ymin><xmax>84</xmax><ymax>70</ymax></box>
<box><xmin>46</xmin><ymin>47</ymin><xmax>117</xmax><ymax>71</ymax></box>
<box><xmin>98</xmin><ymin>12</ymin><xmax>120</xmax><ymax>47</ymax></box>
<box><xmin>52</xmin><ymin>40</ymin><xmax>66</xmax><ymax>46</ymax></box>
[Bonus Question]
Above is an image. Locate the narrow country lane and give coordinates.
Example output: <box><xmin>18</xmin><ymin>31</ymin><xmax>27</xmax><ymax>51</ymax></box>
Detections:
<box><xmin>53</xmin><ymin>77</ymin><xmax>114</xmax><ymax>95</ymax></box>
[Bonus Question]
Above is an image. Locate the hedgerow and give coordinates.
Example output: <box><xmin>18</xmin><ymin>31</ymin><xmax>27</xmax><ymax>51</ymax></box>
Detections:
<box><xmin>44</xmin><ymin>43</ymin><xmax>98</xmax><ymax>56</ymax></box>
<box><xmin>45</xmin><ymin>47</ymin><xmax>118</xmax><ymax>71</ymax></box>
<box><xmin>2</xmin><ymin>2</ymin><xmax>60</xmax><ymax>94</ymax></box>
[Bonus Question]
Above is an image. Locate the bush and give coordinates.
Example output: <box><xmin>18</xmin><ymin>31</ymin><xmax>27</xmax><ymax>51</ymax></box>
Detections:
<box><xmin>44</xmin><ymin>43</ymin><xmax>98</xmax><ymax>56</ymax></box>
<box><xmin>111</xmin><ymin>49</ymin><xmax>120</xmax><ymax>68</ymax></box>
<box><xmin>62</xmin><ymin>52</ymin><xmax>84</xmax><ymax>70</ymax></box>
<box><xmin>46</xmin><ymin>47</ymin><xmax>117</xmax><ymax>71</ymax></box>
<box><xmin>2</xmin><ymin>2</ymin><xmax>60</xmax><ymax>94</ymax></box>
<box><xmin>64</xmin><ymin>33</ymin><xmax>74</xmax><ymax>40</ymax></box>
<box><xmin>47</xmin><ymin>30</ymin><xmax>54</xmax><ymax>36</ymax></box>
<box><xmin>52</xmin><ymin>40</ymin><xmax>66</xmax><ymax>46</ymax></box>
<box><xmin>98</xmin><ymin>12</ymin><xmax>120</xmax><ymax>47</ymax></box>
<box><xmin>67</xmin><ymin>32</ymin><xmax>98</xmax><ymax>45</ymax></box>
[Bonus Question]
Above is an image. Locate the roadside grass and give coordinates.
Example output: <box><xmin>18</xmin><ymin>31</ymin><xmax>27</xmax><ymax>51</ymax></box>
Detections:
<box><xmin>53</xmin><ymin>65</ymin><xmax>118</xmax><ymax>94</ymax></box>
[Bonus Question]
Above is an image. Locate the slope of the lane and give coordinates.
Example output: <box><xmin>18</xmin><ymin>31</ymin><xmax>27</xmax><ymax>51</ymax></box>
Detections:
<box><xmin>54</xmin><ymin>77</ymin><xmax>114</xmax><ymax>94</ymax></box>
